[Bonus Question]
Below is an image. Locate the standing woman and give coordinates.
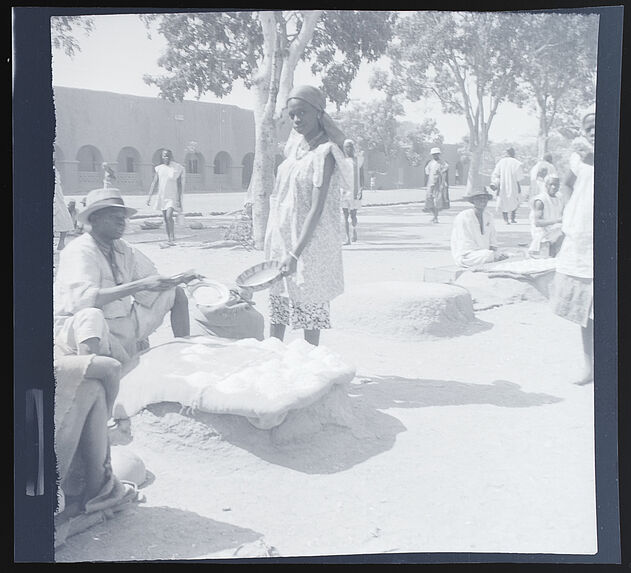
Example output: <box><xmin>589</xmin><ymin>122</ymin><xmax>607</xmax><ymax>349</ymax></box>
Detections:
<box><xmin>53</xmin><ymin>164</ymin><xmax>74</xmax><ymax>250</ymax></box>
<box><xmin>146</xmin><ymin>149</ymin><xmax>185</xmax><ymax>246</ymax></box>
<box><xmin>264</xmin><ymin>85</ymin><xmax>352</xmax><ymax>347</ymax></box>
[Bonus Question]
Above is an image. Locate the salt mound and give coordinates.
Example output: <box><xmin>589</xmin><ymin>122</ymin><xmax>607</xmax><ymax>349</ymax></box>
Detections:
<box><xmin>455</xmin><ymin>271</ymin><xmax>547</xmax><ymax>311</ymax></box>
<box><xmin>331</xmin><ymin>281</ymin><xmax>476</xmax><ymax>339</ymax></box>
<box><xmin>113</xmin><ymin>337</ymin><xmax>355</xmax><ymax>430</ymax></box>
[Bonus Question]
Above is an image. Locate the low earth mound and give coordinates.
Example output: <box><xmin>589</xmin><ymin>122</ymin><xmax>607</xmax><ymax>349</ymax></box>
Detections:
<box><xmin>455</xmin><ymin>270</ymin><xmax>548</xmax><ymax>311</ymax></box>
<box><xmin>331</xmin><ymin>281</ymin><xmax>480</xmax><ymax>339</ymax></box>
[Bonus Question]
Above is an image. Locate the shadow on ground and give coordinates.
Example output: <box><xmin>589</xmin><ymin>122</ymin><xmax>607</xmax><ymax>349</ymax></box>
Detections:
<box><xmin>55</xmin><ymin>505</ymin><xmax>262</xmax><ymax>562</ymax></box>
<box><xmin>137</xmin><ymin>375</ymin><xmax>561</xmax><ymax>477</ymax></box>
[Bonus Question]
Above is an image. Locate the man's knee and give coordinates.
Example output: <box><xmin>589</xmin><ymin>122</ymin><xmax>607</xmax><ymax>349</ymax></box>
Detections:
<box><xmin>71</xmin><ymin>308</ymin><xmax>109</xmax><ymax>350</ymax></box>
<box><xmin>75</xmin><ymin>377</ymin><xmax>106</xmax><ymax>405</ymax></box>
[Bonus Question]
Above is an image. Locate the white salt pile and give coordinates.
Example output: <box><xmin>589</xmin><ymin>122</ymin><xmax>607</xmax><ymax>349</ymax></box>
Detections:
<box><xmin>331</xmin><ymin>281</ymin><xmax>477</xmax><ymax>339</ymax></box>
<box><xmin>113</xmin><ymin>337</ymin><xmax>355</xmax><ymax>430</ymax></box>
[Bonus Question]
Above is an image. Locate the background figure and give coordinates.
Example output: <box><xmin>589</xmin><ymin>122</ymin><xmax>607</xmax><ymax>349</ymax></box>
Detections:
<box><xmin>102</xmin><ymin>162</ymin><xmax>117</xmax><ymax>188</ymax></box>
<box><xmin>53</xmin><ymin>165</ymin><xmax>74</xmax><ymax>250</ymax></box>
<box><xmin>264</xmin><ymin>85</ymin><xmax>350</xmax><ymax>347</ymax></box>
<box><xmin>491</xmin><ymin>147</ymin><xmax>524</xmax><ymax>224</ymax></box>
<box><xmin>341</xmin><ymin>139</ymin><xmax>364</xmax><ymax>244</ymax></box>
<box><xmin>549</xmin><ymin>112</ymin><xmax>595</xmax><ymax>385</ymax></box>
<box><xmin>451</xmin><ymin>187</ymin><xmax>507</xmax><ymax>268</ymax></box>
<box><xmin>146</xmin><ymin>149</ymin><xmax>185</xmax><ymax>246</ymax></box>
<box><xmin>528</xmin><ymin>174</ymin><xmax>564</xmax><ymax>258</ymax></box>
<box><xmin>423</xmin><ymin>147</ymin><xmax>450</xmax><ymax>223</ymax></box>
<box><xmin>529</xmin><ymin>153</ymin><xmax>557</xmax><ymax>201</ymax></box>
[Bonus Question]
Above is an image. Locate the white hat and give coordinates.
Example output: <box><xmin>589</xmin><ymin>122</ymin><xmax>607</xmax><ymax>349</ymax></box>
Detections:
<box><xmin>430</xmin><ymin>147</ymin><xmax>441</xmax><ymax>155</ymax></box>
<box><xmin>77</xmin><ymin>187</ymin><xmax>137</xmax><ymax>224</ymax></box>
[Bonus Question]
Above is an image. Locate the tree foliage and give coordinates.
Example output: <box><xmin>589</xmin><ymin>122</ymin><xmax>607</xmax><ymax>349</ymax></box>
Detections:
<box><xmin>142</xmin><ymin>11</ymin><xmax>395</xmax><ymax>110</ymax></box>
<box><xmin>141</xmin><ymin>10</ymin><xmax>396</xmax><ymax>247</ymax></box>
<box><xmin>509</xmin><ymin>12</ymin><xmax>598</xmax><ymax>155</ymax></box>
<box><xmin>51</xmin><ymin>16</ymin><xmax>94</xmax><ymax>58</ymax></box>
<box><xmin>388</xmin><ymin>11</ymin><xmax>521</xmax><ymax>191</ymax></box>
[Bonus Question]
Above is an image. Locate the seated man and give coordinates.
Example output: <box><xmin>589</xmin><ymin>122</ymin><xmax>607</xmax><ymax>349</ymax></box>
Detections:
<box><xmin>54</xmin><ymin>187</ymin><xmax>196</xmax><ymax>366</ymax></box>
<box><xmin>451</xmin><ymin>188</ymin><xmax>508</xmax><ymax>268</ymax></box>
<box><xmin>528</xmin><ymin>174</ymin><xmax>564</xmax><ymax>258</ymax></box>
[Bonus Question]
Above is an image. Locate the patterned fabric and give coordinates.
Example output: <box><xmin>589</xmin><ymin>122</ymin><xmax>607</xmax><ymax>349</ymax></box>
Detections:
<box><xmin>264</xmin><ymin>133</ymin><xmax>348</xmax><ymax>305</ymax></box>
<box><xmin>269</xmin><ymin>295</ymin><xmax>331</xmax><ymax>330</ymax></box>
<box><xmin>549</xmin><ymin>272</ymin><xmax>593</xmax><ymax>327</ymax></box>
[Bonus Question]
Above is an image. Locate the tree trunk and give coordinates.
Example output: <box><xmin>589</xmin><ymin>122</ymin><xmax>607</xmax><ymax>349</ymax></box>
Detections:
<box><xmin>465</xmin><ymin>145</ymin><xmax>484</xmax><ymax>195</ymax></box>
<box><xmin>537</xmin><ymin>121</ymin><xmax>549</xmax><ymax>158</ymax></box>
<box><xmin>250</xmin><ymin>112</ymin><xmax>278</xmax><ymax>250</ymax></box>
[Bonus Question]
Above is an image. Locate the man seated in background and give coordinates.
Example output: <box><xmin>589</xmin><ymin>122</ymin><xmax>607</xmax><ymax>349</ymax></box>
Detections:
<box><xmin>451</xmin><ymin>187</ymin><xmax>508</xmax><ymax>268</ymax></box>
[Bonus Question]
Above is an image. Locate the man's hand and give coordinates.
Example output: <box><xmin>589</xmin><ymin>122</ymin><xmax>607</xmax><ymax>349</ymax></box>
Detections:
<box><xmin>138</xmin><ymin>275</ymin><xmax>178</xmax><ymax>292</ymax></box>
<box><xmin>494</xmin><ymin>252</ymin><xmax>509</xmax><ymax>262</ymax></box>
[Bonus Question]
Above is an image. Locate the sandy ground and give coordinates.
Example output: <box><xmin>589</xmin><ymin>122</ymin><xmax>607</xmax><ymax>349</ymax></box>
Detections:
<box><xmin>54</xmin><ymin>191</ymin><xmax>597</xmax><ymax>562</ymax></box>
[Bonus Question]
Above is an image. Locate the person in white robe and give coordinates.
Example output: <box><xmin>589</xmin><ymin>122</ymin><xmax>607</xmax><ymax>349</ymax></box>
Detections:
<box><xmin>490</xmin><ymin>148</ymin><xmax>525</xmax><ymax>224</ymax></box>
<box><xmin>549</xmin><ymin>112</ymin><xmax>595</xmax><ymax>385</ymax></box>
<box><xmin>528</xmin><ymin>174</ymin><xmax>565</xmax><ymax>258</ymax></box>
<box><xmin>451</xmin><ymin>188</ymin><xmax>508</xmax><ymax>268</ymax></box>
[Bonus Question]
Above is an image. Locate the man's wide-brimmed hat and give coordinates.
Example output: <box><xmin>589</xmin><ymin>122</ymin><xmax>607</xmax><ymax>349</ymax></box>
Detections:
<box><xmin>462</xmin><ymin>188</ymin><xmax>494</xmax><ymax>202</ymax></box>
<box><xmin>78</xmin><ymin>188</ymin><xmax>137</xmax><ymax>224</ymax></box>
<box><xmin>430</xmin><ymin>147</ymin><xmax>441</xmax><ymax>155</ymax></box>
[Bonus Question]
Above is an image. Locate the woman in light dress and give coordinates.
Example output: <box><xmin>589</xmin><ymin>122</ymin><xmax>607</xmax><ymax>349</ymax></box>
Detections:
<box><xmin>264</xmin><ymin>85</ymin><xmax>352</xmax><ymax>346</ymax></box>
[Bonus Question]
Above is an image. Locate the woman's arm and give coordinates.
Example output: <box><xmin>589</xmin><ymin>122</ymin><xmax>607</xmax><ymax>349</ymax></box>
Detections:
<box><xmin>146</xmin><ymin>172</ymin><xmax>159</xmax><ymax>205</ymax></box>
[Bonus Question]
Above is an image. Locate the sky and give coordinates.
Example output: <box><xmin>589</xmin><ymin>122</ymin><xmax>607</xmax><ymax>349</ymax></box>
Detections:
<box><xmin>50</xmin><ymin>12</ymin><xmax>540</xmax><ymax>144</ymax></box>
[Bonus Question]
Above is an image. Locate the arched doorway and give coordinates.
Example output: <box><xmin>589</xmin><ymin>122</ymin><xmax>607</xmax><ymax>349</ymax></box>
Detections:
<box><xmin>76</xmin><ymin>145</ymin><xmax>104</xmax><ymax>191</ymax></box>
<box><xmin>213</xmin><ymin>151</ymin><xmax>233</xmax><ymax>191</ymax></box>
<box><xmin>185</xmin><ymin>152</ymin><xmax>205</xmax><ymax>191</ymax></box>
<box><xmin>116</xmin><ymin>146</ymin><xmax>143</xmax><ymax>192</ymax></box>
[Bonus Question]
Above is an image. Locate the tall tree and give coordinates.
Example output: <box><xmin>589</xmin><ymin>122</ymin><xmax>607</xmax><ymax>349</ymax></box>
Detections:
<box><xmin>51</xmin><ymin>15</ymin><xmax>94</xmax><ymax>57</ymax></box>
<box><xmin>510</xmin><ymin>12</ymin><xmax>598</xmax><ymax>158</ymax></box>
<box><xmin>388</xmin><ymin>11</ymin><xmax>521</xmax><ymax>194</ymax></box>
<box><xmin>141</xmin><ymin>10</ymin><xmax>395</xmax><ymax>248</ymax></box>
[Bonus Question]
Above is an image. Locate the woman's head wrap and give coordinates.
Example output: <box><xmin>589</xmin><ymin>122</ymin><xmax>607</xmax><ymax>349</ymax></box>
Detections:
<box><xmin>286</xmin><ymin>85</ymin><xmax>346</xmax><ymax>148</ymax></box>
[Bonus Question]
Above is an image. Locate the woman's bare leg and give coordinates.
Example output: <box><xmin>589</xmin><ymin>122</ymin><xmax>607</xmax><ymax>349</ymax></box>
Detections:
<box><xmin>270</xmin><ymin>323</ymin><xmax>286</xmax><ymax>341</ymax></box>
<box><xmin>304</xmin><ymin>329</ymin><xmax>320</xmax><ymax>346</ymax></box>
<box><xmin>576</xmin><ymin>318</ymin><xmax>594</xmax><ymax>385</ymax></box>
<box><xmin>342</xmin><ymin>208</ymin><xmax>351</xmax><ymax>244</ymax></box>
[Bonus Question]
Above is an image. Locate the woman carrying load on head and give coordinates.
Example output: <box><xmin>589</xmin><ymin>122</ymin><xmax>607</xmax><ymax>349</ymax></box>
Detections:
<box><xmin>264</xmin><ymin>85</ymin><xmax>353</xmax><ymax>347</ymax></box>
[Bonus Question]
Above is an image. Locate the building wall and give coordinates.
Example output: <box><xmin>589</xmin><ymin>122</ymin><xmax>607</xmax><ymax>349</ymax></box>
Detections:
<box><xmin>362</xmin><ymin>143</ymin><xmax>469</xmax><ymax>190</ymax></box>
<box><xmin>53</xmin><ymin>86</ymin><xmax>256</xmax><ymax>195</ymax></box>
